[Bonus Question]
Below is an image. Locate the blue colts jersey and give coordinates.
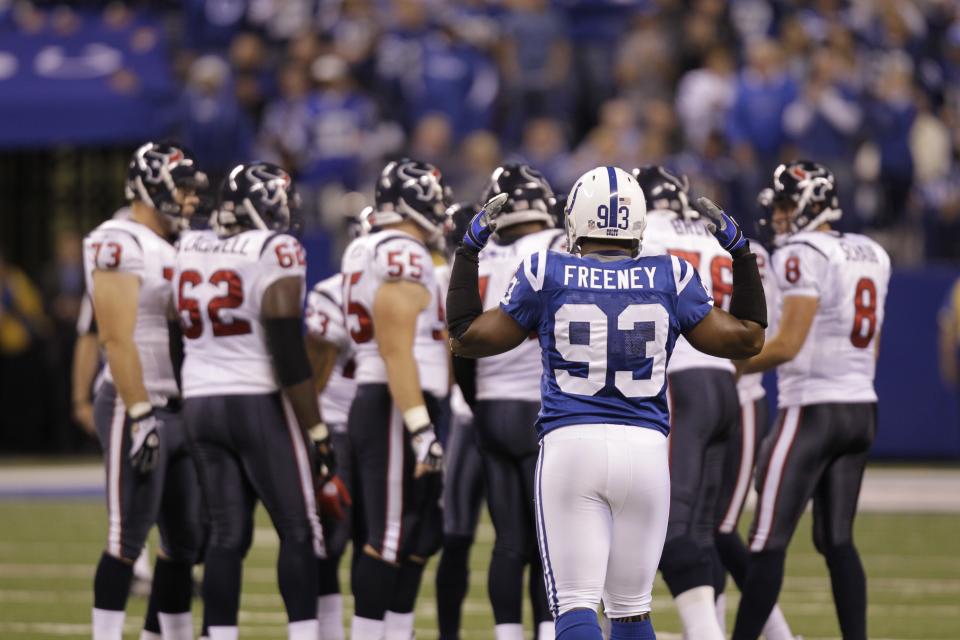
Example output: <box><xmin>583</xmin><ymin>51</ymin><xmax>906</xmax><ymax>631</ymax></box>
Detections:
<box><xmin>500</xmin><ymin>249</ymin><xmax>714</xmax><ymax>437</ymax></box>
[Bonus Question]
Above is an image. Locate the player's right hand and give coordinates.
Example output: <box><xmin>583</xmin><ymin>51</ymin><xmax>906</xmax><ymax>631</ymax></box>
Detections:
<box><xmin>462</xmin><ymin>192</ymin><xmax>509</xmax><ymax>252</ymax></box>
<box><xmin>410</xmin><ymin>425</ymin><xmax>444</xmax><ymax>477</ymax></box>
<box><xmin>318</xmin><ymin>475</ymin><xmax>352</xmax><ymax>521</ymax></box>
<box><xmin>697</xmin><ymin>196</ymin><xmax>747</xmax><ymax>255</ymax></box>
<box><xmin>128</xmin><ymin>410</ymin><xmax>161</xmax><ymax>474</ymax></box>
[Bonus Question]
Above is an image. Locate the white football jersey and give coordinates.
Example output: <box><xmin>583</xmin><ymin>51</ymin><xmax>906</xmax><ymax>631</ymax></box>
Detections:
<box><xmin>642</xmin><ymin>211</ymin><xmax>732</xmax><ymax>373</ymax></box>
<box><xmin>83</xmin><ymin>218</ymin><xmax>179</xmax><ymax>403</ymax></box>
<box><xmin>737</xmin><ymin>242</ymin><xmax>780</xmax><ymax>403</ymax></box>
<box><xmin>305</xmin><ymin>274</ymin><xmax>357</xmax><ymax>428</ymax></box>
<box><xmin>772</xmin><ymin>231</ymin><xmax>890</xmax><ymax>407</ymax></box>
<box><xmin>340</xmin><ymin>229</ymin><xmax>449</xmax><ymax>398</ymax></box>
<box><xmin>476</xmin><ymin>228</ymin><xmax>567</xmax><ymax>401</ymax></box>
<box><xmin>174</xmin><ymin>229</ymin><xmax>307</xmax><ymax>398</ymax></box>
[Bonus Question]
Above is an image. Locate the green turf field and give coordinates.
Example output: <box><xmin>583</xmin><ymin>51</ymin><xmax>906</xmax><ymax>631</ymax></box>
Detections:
<box><xmin>0</xmin><ymin>500</ymin><xmax>959</xmax><ymax>639</ymax></box>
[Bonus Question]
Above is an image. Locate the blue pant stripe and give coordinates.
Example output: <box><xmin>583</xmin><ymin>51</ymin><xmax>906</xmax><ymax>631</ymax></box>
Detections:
<box><xmin>535</xmin><ymin>444</ymin><xmax>559</xmax><ymax>614</ymax></box>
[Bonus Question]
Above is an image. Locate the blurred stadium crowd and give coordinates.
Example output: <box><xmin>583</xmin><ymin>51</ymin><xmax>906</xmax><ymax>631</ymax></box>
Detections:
<box><xmin>2</xmin><ymin>0</ymin><xmax>960</xmax><ymax>452</ymax></box>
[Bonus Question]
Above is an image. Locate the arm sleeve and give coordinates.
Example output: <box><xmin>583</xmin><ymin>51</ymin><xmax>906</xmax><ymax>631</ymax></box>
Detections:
<box><xmin>773</xmin><ymin>243</ymin><xmax>828</xmax><ymax>298</ymax></box>
<box><xmin>672</xmin><ymin>256</ymin><xmax>714</xmax><ymax>333</ymax></box>
<box><xmin>305</xmin><ymin>285</ymin><xmax>350</xmax><ymax>350</ymax></box>
<box><xmin>498</xmin><ymin>260</ymin><xmax>542</xmax><ymax>332</ymax></box>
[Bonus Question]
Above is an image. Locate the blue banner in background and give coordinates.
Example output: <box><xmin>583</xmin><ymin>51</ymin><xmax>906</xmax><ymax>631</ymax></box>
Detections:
<box><xmin>761</xmin><ymin>266</ymin><xmax>960</xmax><ymax>459</ymax></box>
<box><xmin>0</xmin><ymin>11</ymin><xmax>176</xmax><ymax>148</ymax></box>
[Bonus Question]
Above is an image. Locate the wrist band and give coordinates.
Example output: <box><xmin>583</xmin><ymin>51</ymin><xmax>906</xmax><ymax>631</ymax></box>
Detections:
<box><xmin>309</xmin><ymin>423</ymin><xmax>329</xmax><ymax>442</ymax></box>
<box><xmin>128</xmin><ymin>402</ymin><xmax>152</xmax><ymax>420</ymax></box>
<box><xmin>403</xmin><ymin>406</ymin><xmax>431</xmax><ymax>432</ymax></box>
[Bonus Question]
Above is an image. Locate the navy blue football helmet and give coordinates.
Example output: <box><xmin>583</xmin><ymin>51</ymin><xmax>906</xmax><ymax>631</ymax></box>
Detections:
<box><xmin>481</xmin><ymin>163</ymin><xmax>555</xmax><ymax>230</ymax></box>
<box><xmin>125</xmin><ymin>141</ymin><xmax>208</xmax><ymax>221</ymax></box>
<box><xmin>216</xmin><ymin>162</ymin><xmax>301</xmax><ymax>235</ymax></box>
<box><xmin>758</xmin><ymin>160</ymin><xmax>841</xmax><ymax>239</ymax></box>
<box><xmin>372</xmin><ymin>158</ymin><xmax>450</xmax><ymax>237</ymax></box>
<box><xmin>632</xmin><ymin>165</ymin><xmax>690</xmax><ymax>217</ymax></box>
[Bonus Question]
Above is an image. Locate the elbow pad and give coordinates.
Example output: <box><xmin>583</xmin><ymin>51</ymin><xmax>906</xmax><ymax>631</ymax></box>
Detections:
<box><xmin>446</xmin><ymin>246</ymin><xmax>484</xmax><ymax>341</ymax></box>
<box><xmin>264</xmin><ymin>317</ymin><xmax>313</xmax><ymax>388</ymax></box>
<box><xmin>729</xmin><ymin>247</ymin><xmax>768</xmax><ymax>329</ymax></box>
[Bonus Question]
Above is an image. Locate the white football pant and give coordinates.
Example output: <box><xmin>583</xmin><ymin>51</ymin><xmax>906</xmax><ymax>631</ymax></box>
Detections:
<box><xmin>535</xmin><ymin>424</ymin><xmax>670</xmax><ymax>619</ymax></box>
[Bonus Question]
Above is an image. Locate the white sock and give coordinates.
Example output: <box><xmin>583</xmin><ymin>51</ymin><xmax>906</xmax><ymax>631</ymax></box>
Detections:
<box><xmin>762</xmin><ymin>604</ymin><xmax>795</xmax><ymax>640</ymax></box>
<box><xmin>715</xmin><ymin>592</ymin><xmax>727</xmax><ymax>633</ymax></box>
<box><xmin>134</xmin><ymin>546</ymin><xmax>152</xmax><ymax>581</ymax></box>
<box><xmin>208</xmin><ymin>626</ymin><xmax>239</xmax><ymax>640</ymax></box>
<box><xmin>538</xmin><ymin>620</ymin><xmax>557</xmax><ymax>640</ymax></box>
<box><xmin>159</xmin><ymin>612</ymin><xmax>194</xmax><ymax>640</ymax></box>
<box><xmin>317</xmin><ymin>593</ymin><xmax>345</xmax><ymax>640</ymax></box>
<box><xmin>351</xmin><ymin>616</ymin><xmax>385</xmax><ymax>640</ymax></box>
<box><xmin>289</xmin><ymin>618</ymin><xmax>320</xmax><ymax>640</ymax></box>
<box><xmin>139</xmin><ymin>631</ymin><xmax>161</xmax><ymax>640</ymax></box>
<box><xmin>383</xmin><ymin>611</ymin><xmax>414</xmax><ymax>639</ymax></box>
<box><xmin>92</xmin><ymin>608</ymin><xmax>125</xmax><ymax>640</ymax></box>
<box><xmin>494</xmin><ymin>623</ymin><xmax>524</xmax><ymax>640</ymax></box>
<box><xmin>674</xmin><ymin>586</ymin><xmax>725</xmax><ymax>640</ymax></box>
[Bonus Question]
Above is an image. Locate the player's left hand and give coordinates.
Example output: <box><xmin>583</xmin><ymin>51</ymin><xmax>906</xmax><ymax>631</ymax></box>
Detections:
<box><xmin>697</xmin><ymin>196</ymin><xmax>747</xmax><ymax>255</ymax></box>
<box><xmin>129</xmin><ymin>410</ymin><xmax>161</xmax><ymax>475</ymax></box>
<box><xmin>410</xmin><ymin>425</ymin><xmax>444</xmax><ymax>478</ymax></box>
<box><xmin>462</xmin><ymin>193</ymin><xmax>509</xmax><ymax>252</ymax></box>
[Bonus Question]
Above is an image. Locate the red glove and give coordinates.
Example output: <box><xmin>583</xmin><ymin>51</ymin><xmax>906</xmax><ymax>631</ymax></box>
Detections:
<box><xmin>317</xmin><ymin>474</ymin><xmax>352</xmax><ymax>521</ymax></box>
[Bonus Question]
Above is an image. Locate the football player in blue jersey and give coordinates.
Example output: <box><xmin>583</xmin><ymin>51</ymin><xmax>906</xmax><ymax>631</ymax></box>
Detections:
<box><xmin>446</xmin><ymin>166</ymin><xmax>768</xmax><ymax>640</ymax></box>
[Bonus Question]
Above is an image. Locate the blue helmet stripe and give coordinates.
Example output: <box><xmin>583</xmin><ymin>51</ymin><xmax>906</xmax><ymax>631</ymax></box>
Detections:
<box><xmin>606</xmin><ymin>166</ymin><xmax>618</xmax><ymax>225</ymax></box>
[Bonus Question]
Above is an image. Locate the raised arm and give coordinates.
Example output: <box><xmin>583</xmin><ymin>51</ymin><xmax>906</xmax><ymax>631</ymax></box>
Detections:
<box><xmin>445</xmin><ymin>194</ymin><xmax>529</xmax><ymax>358</ymax></box>
<box><xmin>683</xmin><ymin>198</ymin><xmax>766</xmax><ymax>360</ymax></box>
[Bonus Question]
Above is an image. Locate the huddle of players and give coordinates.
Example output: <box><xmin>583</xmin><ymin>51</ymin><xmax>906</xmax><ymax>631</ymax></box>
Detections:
<box><xmin>81</xmin><ymin>139</ymin><xmax>888</xmax><ymax>640</ymax></box>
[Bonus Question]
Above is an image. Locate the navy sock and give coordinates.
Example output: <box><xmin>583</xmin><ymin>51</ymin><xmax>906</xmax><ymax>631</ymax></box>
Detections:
<box><xmin>436</xmin><ymin>534</ymin><xmax>473</xmax><ymax>639</ymax></box>
<box><xmin>153</xmin><ymin>557</ymin><xmax>194</xmax><ymax>614</ymax></box>
<box><xmin>317</xmin><ymin>556</ymin><xmax>341</xmax><ymax>597</ymax></box>
<box><xmin>354</xmin><ymin>553</ymin><xmax>399</xmax><ymax>620</ymax></box>
<box><xmin>202</xmin><ymin>548</ymin><xmax>243</xmax><ymax>627</ymax></box>
<box><xmin>93</xmin><ymin>552</ymin><xmax>133</xmax><ymax>611</ymax></box>
<box><xmin>389</xmin><ymin>558</ymin><xmax>426</xmax><ymax>614</ymax></box>
<box><xmin>731</xmin><ymin>550</ymin><xmax>786</xmax><ymax>640</ymax></box>
<box><xmin>555</xmin><ymin>608</ymin><xmax>602</xmax><ymax>640</ymax></box>
<box><xmin>610</xmin><ymin>618</ymin><xmax>655</xmax><ymax>640</ymax></box>
<box><xmin>277</xmin><ymin>539</ymin><xmax>319</xmax><ymax>622</ymax></box>
<box><xmin>824</xmin><ymin>544</ymin><xmax>867</xmax><ymax>640</ymax></box>
<box><xmin>143</xmin><ymin>589</ymin><xmax>161</xmax><ymax>633</ymax></box>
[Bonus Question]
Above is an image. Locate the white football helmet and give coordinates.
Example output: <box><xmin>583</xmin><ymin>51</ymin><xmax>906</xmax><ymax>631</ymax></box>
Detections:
<box><xmin>565</xmin><ymin>166</ymin><xmax>647</xmax><ymax>254</ymax></box>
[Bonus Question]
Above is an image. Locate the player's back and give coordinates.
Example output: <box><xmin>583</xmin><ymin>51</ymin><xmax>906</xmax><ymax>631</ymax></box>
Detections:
<box><xmin>305</xmin><ymin>273</ymin><xmax>356</xmax><ymax>426</ymax></box>
<box><xmin>643</xmin><ymin>211</ymin><xmax>733</xmax><ymax>373</ymax></box>
<box><xmin>83</xmin><ymin>217</ymin><xmax>178</xmax><ymax>402</ymax></box>
<box><xmin>476</xmin><ymin>228</ymin><xmax>566</xmax><ymax>401</ymax></box>
<box><xmin>340</xmin><ymin>228</ymin><xmax>449</xmax><ymax>397</ymax></box>
<box><xmin>773</xmin><ymin>231</ymin><xmax>890</xmax><ymax>406</ymax></box>
<box><xmin>500</xmin><ymin>248</ymin><xmax>714</xmax><ymax>436</ymax></box>
<box><xmin>174</xmin><ymin>229</ymin><xmax>307</xmax><ymax>398</ymax></box>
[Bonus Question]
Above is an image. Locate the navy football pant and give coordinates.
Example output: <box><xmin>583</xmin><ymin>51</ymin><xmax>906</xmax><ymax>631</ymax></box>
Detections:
<box><xmin>659</xmin><ymin>368</ymin><xmax>739</xmax><ymax>597</ymax></box>
<box><xmin>733</xmin><ymin>402</ymin><xmax>876</xmax><ymax>640</ymax></box>
<box><xmin>475</xmin><ymin>399</ymin><xmax>551</xmax><ymax>626</ymax></box>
